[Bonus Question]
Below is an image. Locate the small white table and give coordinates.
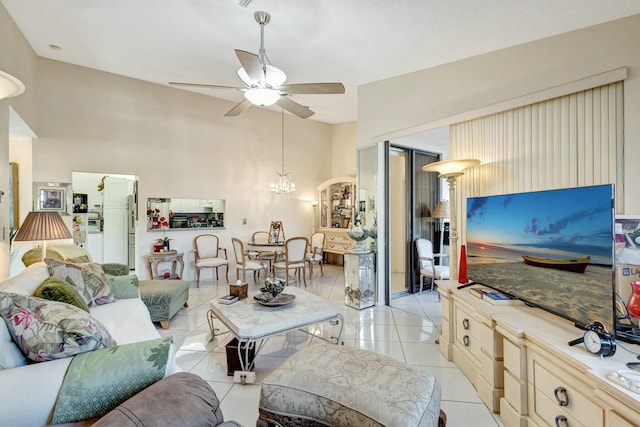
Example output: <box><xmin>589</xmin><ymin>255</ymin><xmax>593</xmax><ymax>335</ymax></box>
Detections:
<box><xmin>208</xmin><ymin>287</ymin><xmax>343</xmax><ymax>380</ymax></box>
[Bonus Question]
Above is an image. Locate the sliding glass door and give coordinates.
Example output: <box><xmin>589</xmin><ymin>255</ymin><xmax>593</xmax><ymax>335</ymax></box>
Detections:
<box><xmin>387</xmin><ymin>146</ymin><xmax>440</xmax><ymax>296</ymax></box>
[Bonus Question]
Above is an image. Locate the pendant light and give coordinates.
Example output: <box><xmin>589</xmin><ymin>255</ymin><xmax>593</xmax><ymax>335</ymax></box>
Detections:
<box><xmin>270</xmin><ymin>108</ymin><xmax>296</xmax><ymax>196</ymax></box>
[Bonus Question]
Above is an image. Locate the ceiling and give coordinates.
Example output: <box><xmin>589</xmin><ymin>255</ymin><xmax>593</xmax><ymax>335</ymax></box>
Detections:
<box><xmin>3</xmin><ymin>0</ymin><xmax>640</xmax><ymax>124</ymax></box>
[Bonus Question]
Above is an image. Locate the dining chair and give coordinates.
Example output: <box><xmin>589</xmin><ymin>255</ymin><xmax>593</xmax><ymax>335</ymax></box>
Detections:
<box><xmin>193</xmin><ymin>234</ymin><xmax>228</xmax><ymax>287</ymax></box>
<box><xmin>305</xmin><ymin>232</ymin><xmax>325</xmax><ymax>279</ymax></box>
<box><xmin>250</xmin><ymin>231</ymin><xmax>276</xmax><ymax>272</ymax></box>
<box><xmin>273</xmin><ymin>236</ymin><xmax>309</xmax><ymax>287</ymax></box>
<box><xmin>415</xmin><ymin>238</ymin><xmax>449</xmax><ymax>299</ymax></box>
<box><xmin>231</xmin><ymin>237</ymin><xmax>266</xmax><ymax>284</ymax></box>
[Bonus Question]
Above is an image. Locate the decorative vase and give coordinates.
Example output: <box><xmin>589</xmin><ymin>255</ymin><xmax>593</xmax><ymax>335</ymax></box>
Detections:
<box><xmin>627</xmin><ymin>281</ymin><xmax>640</xmax><ymax>320</ymax></box>
<box><xmin>164</xmin><ymin>241</ymin><xmax>170</xmax><ymax>251</ymax></box>
<box><xmin>458</xmin><ymin>244</ymin><xmax>468</xmax><ymax>284</ymax></box>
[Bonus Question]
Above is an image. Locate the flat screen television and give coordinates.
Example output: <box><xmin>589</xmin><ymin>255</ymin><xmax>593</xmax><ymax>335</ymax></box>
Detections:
<box><xmin>466</xmin><ymin>184</ymin><xmax>616</xmax><ymax>334</ymax></box>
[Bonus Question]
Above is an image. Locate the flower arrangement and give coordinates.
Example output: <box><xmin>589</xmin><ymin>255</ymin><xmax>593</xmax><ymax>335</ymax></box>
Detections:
<box><xmin>147</xmin><ymin>209</ymin><xmax>169</xmax><ymax>230</ymax></box>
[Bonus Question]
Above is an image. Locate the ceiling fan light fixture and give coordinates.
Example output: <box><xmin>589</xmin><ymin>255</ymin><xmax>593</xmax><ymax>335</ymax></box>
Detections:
<box><xmin>244</xmin><ymin>88</ymin><xmax>279</xmax><ymax>106</ymax></box>
<box><xmin>264</xmin><ymin>65</ymin><xmax>287</xmax><ymax>87</ymax></box>
<box><xmin>0</xmin><ymin>71</ymin><xmax>25</xmax><ymax>100</ymax></box>
<box><xmin>237</xmin><ymin>64</ymin><xmax>286</xmax><ymax>88</ymax></box>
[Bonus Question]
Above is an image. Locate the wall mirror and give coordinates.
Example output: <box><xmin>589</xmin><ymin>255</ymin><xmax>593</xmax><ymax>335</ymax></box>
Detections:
<box><xmin>9</xmin><ymin>162</ymin><xmax>19</xmax><ymax>229</ymax></box>
<box><xmin>357</xmin><ymin>146</ymin><xmax>378</xmax><ymax>228</ymax></box>
<box><xmin>147</xmin><ymin>198</ymin><xmax>225</xmax><ymax>231</ymax></box>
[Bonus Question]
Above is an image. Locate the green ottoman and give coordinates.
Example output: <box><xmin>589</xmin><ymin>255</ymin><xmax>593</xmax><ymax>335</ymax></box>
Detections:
<box><xmin>139</xmin><ymin>279</ymin><xmax>190</xmax><ymax>329</ymax></box>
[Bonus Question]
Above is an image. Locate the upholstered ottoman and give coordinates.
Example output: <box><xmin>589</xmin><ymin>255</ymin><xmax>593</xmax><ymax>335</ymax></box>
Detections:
<box><xmin>258</xmin><ymin>345</ymin><xmax>445</xmax><ymax>427</ymax></box>
<box><xmin>139</xmin><ymin>279</ymin><xmax>189</xmax><ymax>329</ymax></box>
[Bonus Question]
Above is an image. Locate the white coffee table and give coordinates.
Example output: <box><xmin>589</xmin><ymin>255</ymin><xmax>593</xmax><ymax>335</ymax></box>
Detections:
<box><xmin>208</xmin><ymin>287</ymin><xmax>344</xmax><ymax>381</ymax></box>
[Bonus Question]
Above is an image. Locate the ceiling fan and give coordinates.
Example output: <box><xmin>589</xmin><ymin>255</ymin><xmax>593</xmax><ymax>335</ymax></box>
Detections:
<box><xmin>169</xmin><ymin>11</ymin><xmax>345</xmax><ymax>119</ymax></box>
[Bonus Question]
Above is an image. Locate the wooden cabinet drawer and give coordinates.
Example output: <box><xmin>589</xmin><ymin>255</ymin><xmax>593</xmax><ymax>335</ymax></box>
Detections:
<box><xmin>441</xmin><ymin>295</ymin><xmax>450</xmax><ymax>317</ymax></box>
<box><xmin>454</xmin><ymin>305</ymin><xmax>482</xmax><ymax>360</ymax></box>
<box><xmin>608</xmin><ymin>411</ymin><xmax>637</xmax><ymax>427</ymax></box>
<box><xmin>531</xmin><ymin>360</ymin><xmax>603</xmax><ymax>427</ymax></box>
<box><xmin>323</xmin><ymin>231</ymin><xmax>351</xmax><ymax>254</ymax></box>
<box><xmin>504</xmin><ymin>338</ymin><xmax>525</xmax><ymax>380</ymax></box>
<box><xmin>532</xmin><ymin>386</ymin><xmax>585</xmax><ymax>427</ymax></box>
<box><xmin>477</xmin><ymin>320</ymin><xmax>498</xmax><ymax>355</ymax></box>
<box><xmin>499</xmin><ymin>397</ymin><xmax>526</xmax><ymax>427</ymax></box>
<box><xmin>504</xmin><ymin>369</ymin><xmax>527</xmax><ymax>414</ymax></box>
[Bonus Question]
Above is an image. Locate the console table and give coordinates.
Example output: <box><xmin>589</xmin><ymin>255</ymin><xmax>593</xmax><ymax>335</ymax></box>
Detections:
<box><xmin>437</xmin><ymin>280</ymin><xmax>640</xmax><ymax>427</ymax></box>
<box><xmin>146</xmin><ymin>251</ymin><xmax>185</xmax><ymax>280</ymax></box>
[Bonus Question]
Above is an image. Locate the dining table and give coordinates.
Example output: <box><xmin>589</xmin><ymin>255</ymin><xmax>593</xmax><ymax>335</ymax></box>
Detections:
<box><xmin>245</xmin><ymin>241</ymin><xmax>285</xmax><ymax>253</ymax></box>
<box><xmin>246</xmin><ymin>241</ymin><xmax>294</xmax><ymax>283</ymax></box>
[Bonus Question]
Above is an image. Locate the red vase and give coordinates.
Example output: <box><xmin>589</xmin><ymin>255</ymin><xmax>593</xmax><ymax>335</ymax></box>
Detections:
<box><xmin>458</xmin><ymin>244</ymin><xmax>468</xmax><ymax>284</ymax></box>
<box><xmin>627</xmin><ymin>281</ymin><xmax>640</xmax><ymax>320</ymax></box>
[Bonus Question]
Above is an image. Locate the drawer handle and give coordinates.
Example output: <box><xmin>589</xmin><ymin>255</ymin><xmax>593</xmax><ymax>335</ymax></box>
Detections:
<box><xmin>554</xmin><ymin>387</ymin><xmax>569</xmax><ymax>406</ymax></box>
<box><xmin>554</xmin><ymin>415</ymin><xmax>568</xmax><ymax>427</ymax></box>
<box><xmin>462</xmin><ymin>318</ymin><xmax>470</xmax><ymax>330</ymax></box>
<box><xmin>463</xmin><ymin>335</ymin><xmax>470</xmax><ymax>346</ymax></box>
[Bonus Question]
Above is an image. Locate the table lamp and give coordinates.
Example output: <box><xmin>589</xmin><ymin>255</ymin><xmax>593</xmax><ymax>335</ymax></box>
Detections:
<box><xmin>13</xmin><ymin>211</ymin><xmax>73</xmax><ymax>260</ymax></box>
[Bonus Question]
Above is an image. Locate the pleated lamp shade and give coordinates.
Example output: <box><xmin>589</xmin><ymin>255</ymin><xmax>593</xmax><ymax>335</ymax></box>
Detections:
<box><xmin>14</xmin><ymin>212</ymin><xmax>73</xmax><ymax>260</ymax></box>
<box><xmin>432</xmin><ymin>200</ymin><xmax>450</xmax><ymax>219</ymax></box>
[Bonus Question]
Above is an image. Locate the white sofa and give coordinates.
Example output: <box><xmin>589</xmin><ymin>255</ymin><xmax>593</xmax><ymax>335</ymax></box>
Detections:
<box><xmin>0</xmin><ymin>262</ymin><xmax>179</xmax><ymax>427</ymax></box>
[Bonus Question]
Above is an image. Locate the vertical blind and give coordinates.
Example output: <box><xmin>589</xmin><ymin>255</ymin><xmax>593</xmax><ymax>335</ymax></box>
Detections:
<box><xmin>450</xmin><ymin>81</ymin><xmax>624</xmax><ymax>240</ymax></box>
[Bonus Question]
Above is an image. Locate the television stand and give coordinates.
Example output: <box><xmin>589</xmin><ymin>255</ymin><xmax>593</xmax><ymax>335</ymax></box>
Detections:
<box><xmin>616</xmin><ymin>325</ymin><xmax>640</xmax><ymax>345</ymax></box>
<box><xmin>437</xmin><ymin>279</ymin><xmax>640</xmax><ymax>427</ymax></box>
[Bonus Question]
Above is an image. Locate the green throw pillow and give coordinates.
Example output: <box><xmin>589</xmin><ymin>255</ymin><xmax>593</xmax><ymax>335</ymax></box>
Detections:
<box><xmin>34</xmin><ymin>277</ymin><xmax>90</xmax><ymax>312</ymax></box>
<box><xmin>100</xmin><ymin>263</ymin><xmax>130</xmax><ymax>276</ymax></box>
<box><xmin>106</xmin><ymin>274</ymin><xmax>139</xmax><ymax>300</ymax></box>
<box><xmin>68</xmin><ymin>255</ymin><xmax>91</xmax><ymax>263</ymax></box>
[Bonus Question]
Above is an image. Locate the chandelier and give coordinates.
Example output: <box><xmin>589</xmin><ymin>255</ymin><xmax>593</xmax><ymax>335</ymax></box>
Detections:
<box><xmin>270</xmin><ymin>109</ymin><xmax>296</xmax><ymax>196</ymax></box>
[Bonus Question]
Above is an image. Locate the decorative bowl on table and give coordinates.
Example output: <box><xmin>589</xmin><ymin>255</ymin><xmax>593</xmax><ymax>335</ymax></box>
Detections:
<box><xmin>347</xmin><ymin>227</ymin><xmax>370</xmax><ymax>253</ymax></box>
<box><xmin>264</xmin><ymin>277</ymin><xmax>286</xmax><ymax>298</ymax></box>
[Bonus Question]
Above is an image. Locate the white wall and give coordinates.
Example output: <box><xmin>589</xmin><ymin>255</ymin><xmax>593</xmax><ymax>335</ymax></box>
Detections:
<box><xmin>0</xmin><ymin>3</ymin><xmax>356</xmax><ymax>280</ymax></box>
<box><xmin>358</xmin><ymin>14</ymin><xmax>640</xmax><ymax>214</ymax></box>
<box><xmin>331</xmin><ymin>122</ymin><xmax>357</xmax><ymax>178</ymax></box>
<box><xmin>27</xmin><ymin>59</ymin><xmax>335</xmax><ymax>280</ymax></box>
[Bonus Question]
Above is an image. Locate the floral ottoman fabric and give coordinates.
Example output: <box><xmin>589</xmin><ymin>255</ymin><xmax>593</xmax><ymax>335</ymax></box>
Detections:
<box><xmin>259</xmin><ymin>344</ymin><xmax>442</xmax><ymax>427</ymax></box>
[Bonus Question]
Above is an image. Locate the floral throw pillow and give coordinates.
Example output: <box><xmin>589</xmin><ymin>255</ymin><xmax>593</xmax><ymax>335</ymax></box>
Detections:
<box><xmin>0</xmin><ymin>292</ymin><xmax>116</xmax><ymax>362</ymax></box>
<box><xmin>45</xmin><ymin>258</ymin><xmax>115</xmax><ymax>306</ymax></box>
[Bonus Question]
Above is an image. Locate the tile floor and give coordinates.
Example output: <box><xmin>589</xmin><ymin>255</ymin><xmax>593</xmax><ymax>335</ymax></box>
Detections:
<box><xmin>157</xmin><ymin>264</ymin><xmax>504</xmax><ymax>427</ymax></box>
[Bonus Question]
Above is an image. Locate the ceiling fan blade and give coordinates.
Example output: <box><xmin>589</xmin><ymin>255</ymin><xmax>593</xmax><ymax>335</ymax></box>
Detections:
<box><xmin>224</xmin><ymin>99</ymin><xmax>253</xmax><ymax>117</ymax></box>
<box><xmin>276</xmin><ymin>97</ymin><xmax>314</xmax><ymax>119</ymax></box>
<box><xmin>169</xmin><ymin>82</ymin><xmax>242</xmax><ymax>90</ymax></box>
<box><xmin>235</xmin><ymin>49</ymin><xmax>264</xmax><ymax>84</ymax></box>
<box><xmin>279</xmin><ymin>83</ymin><xmax>345</xmax><ymax>95</ymax></box>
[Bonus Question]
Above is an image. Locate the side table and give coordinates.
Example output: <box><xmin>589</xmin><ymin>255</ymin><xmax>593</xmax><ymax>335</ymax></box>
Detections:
<box><xmin>146</xmin><ymin>251</ymin><xmax>185</xmax><ymax>280</ymax></box>
<box><xmin>344</xmin><ymin>251</ymin><xmax>376</xmax><ymax>309</ymax></box>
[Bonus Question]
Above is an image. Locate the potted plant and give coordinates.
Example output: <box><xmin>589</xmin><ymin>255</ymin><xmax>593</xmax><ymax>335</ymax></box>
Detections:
<box><xmin>155</xmin><ymin>236</ymin><xmax>172</xmax><ymax>252</ymax></box>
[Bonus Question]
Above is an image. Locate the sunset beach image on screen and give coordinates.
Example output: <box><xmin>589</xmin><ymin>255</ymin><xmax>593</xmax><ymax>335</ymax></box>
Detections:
<box><xmin>465</xmin><ymin>184</ymin><xmax>615</xmax><ymax>331</ymax></box>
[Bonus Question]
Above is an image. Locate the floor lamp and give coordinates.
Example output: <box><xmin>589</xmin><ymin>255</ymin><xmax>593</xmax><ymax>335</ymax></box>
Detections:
<box><xmin>422</xmin><ymin>159</ymin><xmax>480</xmax><ymax>281</ymax></box>
<box><xmin>310</xmin><ymin>200</ymin><xmax>319</xmax><ymax>233</ymax></box>
<box><xmin>13</xmin><ymin>212</ymin><xmax>73</xmax><ymax>260</ymax></box>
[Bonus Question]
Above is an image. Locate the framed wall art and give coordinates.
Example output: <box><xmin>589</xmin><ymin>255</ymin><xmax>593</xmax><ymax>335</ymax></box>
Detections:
<box><xmin>38</xmin><ymin>187</ymin><xmax>65</xmax><ymax>211</ymax></box>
